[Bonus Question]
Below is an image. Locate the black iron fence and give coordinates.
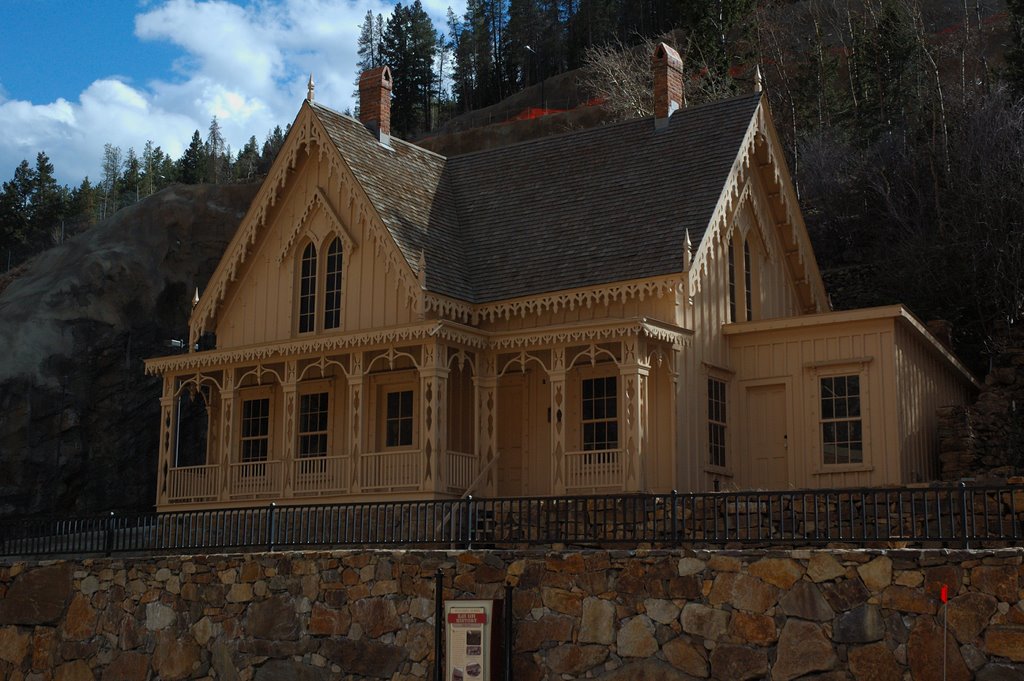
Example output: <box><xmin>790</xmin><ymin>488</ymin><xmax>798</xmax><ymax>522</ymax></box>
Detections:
<box><xmin>2</xmin><ymin>482</ymin><xmax>1022</xmax><ymax>558</ymax></box>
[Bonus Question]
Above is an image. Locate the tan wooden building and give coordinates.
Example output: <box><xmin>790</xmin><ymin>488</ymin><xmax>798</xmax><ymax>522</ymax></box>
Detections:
<box><xmin>145</xmin><ymin>46</ymin><xmax>978</xmax><ymax>511</ymax></box>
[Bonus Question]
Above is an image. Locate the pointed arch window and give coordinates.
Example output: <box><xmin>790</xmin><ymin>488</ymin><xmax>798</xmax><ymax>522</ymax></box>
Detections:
<box><xmin>743</xmin><ymin>240</ymin><xmax>753</xmax><ymax>321</ymax></box>
<box><xmin>728</xmin><ymin>241</ymin><xmax>736</xmax><ymax>322</ymax></box>
<box><xmin>324</xmin><ymin>237</ymin><xmax>343</xmax><ymax>330</ymax></box>
<box><xmin>298</xmin><ymin>243</ymin><xmax>317</xmax><ymax>333</ymax></box>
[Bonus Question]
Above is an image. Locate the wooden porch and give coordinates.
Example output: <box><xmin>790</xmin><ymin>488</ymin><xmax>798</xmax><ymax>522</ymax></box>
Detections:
<box><xmin>147</xmin><ymin>319</ymin><xmax>685</xmax><ymax>511</ymax></box>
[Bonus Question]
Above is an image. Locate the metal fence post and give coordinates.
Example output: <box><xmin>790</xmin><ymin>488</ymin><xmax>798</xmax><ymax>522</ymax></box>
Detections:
<box><xmin>434</xmin><ymin>568</ymin><xmax>444</xmax><ymax>681</ymax></box>
<box><xmin>504</xmin><ymin>582</ymin><xmax>514</xmax><ymax>681</ymax></box>
<box><xmin>104</xmin><ymin>511</ymin><xmax>115</xmax><ymax>557</ymax></box>
<box><xmin>465</xmin><ymin>495</ymin><xmax>474</xmax><ymax>549</ymax></box>
<box><xmin>959</xmin><ymin>481</ymin><xmax>970</xmax><ymax>550</ymax></box>
<box><xmin>267</xmin><ymin>503</ymin><xmax>277</xmax><ymax>552</ymax></box>
<box><xmin>670</xmin><ymin>490</ymin><xmax>678</xmax><ymax>544</ymax></box>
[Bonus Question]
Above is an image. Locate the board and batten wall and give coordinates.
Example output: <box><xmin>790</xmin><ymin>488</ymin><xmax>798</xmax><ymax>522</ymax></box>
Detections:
<box><xmin>725</xmin><ymin>307</ymin><xmax>976</xmax><ymax>490</ymax></box>
<box><xmin>215</xmin><ymin>147</ymin><xmax>418</xmax><ymax>349</ymax></box>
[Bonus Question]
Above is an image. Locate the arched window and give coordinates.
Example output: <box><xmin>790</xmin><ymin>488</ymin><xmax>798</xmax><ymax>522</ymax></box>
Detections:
<box><xmin>324</xmin><ymin>237</ymin><xmax>343</xmax><ymax>330</ymax></box>
<box><xmin>727</xmin><ymin>240</ymin><xmax>736</xmax><ymax>322</ymax></box>
<box><xmin>298</xmin><ymin>243</ymin><xmax>317</xmax><ymax>333</ymax></box>
<box><xmin>743</xmin><ymin>240</ymin><xmax>753</xmax><ymax>321</ymax></box>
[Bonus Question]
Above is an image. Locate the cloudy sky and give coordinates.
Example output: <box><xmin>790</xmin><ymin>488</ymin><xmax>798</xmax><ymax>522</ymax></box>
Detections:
<box><xmin>0</xmin><ymin>0</ymin><xmax>463</xmax><ymax>186</ymax></box>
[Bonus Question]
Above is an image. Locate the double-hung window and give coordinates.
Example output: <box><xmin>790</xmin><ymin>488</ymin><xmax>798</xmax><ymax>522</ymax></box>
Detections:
<box><xmin>298</xmin><ymin>392</ymin><xmax>330</xmax><ymax>458</ymax></box>
<box><xmin>820</xmin><ymin>375</ymin><xmax>863</xmax><ymax>465</ymax></box>
<box><xmin>582</xmin><ymin>376</ymin><xmax>618</xmax><ymax>451</ymax></box>
<box><xmin>240</xmin><ymin>397</ymin><xmax>270</xmax><ymax>472</ymax></box>
<box><xmin>708</xmin><ymin>378</ymin><xmax>727</xmax><ymax>468</ymax></box>
<box><xmin>385</xmin><ymin>390</ymin><xmax>414</xmax><ymax>448</ymax></box>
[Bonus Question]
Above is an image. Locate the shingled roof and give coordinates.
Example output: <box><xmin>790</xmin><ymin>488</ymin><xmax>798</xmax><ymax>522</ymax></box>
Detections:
<box><xmin>311</xmin><ymin>92</ymin><xmax>763</xmax><ymax>303</ymax></box>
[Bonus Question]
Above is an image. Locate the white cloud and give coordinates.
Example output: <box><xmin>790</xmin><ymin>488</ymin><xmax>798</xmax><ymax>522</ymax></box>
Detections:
<box><xmin>0</xmin><ymin>0</ymin><xmax>464</xmax><ymax>185</ymax></box>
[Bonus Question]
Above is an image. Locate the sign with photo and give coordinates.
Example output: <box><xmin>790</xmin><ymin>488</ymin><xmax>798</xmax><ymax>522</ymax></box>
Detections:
<box><xmin>445</xmin><ymin>600</ymin><xmax>496</xmax><ymax>681</ymax></box>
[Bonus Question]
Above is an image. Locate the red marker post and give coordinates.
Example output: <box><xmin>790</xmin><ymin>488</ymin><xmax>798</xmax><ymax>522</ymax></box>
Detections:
<box><xmin>941</xmin><ymin>583</ymin><xmax>949</xmax><ymax>681</ymax></box>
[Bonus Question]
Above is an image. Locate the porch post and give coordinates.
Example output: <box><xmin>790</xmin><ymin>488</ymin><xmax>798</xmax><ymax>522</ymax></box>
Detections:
<box><xmin>620</xmin><ymin>337</ymin><xmax>650</xmax><ymax>492</ymax></box>
<box><xmin>219</xmin><ymin>369</ymin><xmax>237</xmax><ymax>500</ymax></box>
<box><xmin>550</xmin><ymin>349</ymin><xmax>567</xmax><ymax>495</ymax></box>
<box><xmin>474</xmin><ymin>352</ymin><xmax>498</xmax><ymax>496</ymax></box>
<box><xmin>420</xmin><ymin>341</ymin><xmax>449</xmax><ymax>495</ymax></box>
<box><xmin>156</xmin><ymin>375</ymin><xmax>177</xmax><ymax>507</ymax></box>
<box><xmin>348</xmin><ymin>353</ymin><xmax>364</xmax><ymax>493</ymax></box>
<box><xmin>281</xmin><ymin>360</ymin><xmax>298</xmax><ymax>497</ymax></box>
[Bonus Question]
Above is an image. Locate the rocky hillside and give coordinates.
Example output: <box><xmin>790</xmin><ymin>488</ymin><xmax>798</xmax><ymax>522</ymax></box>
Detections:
<box><xmin>0</xmin><ymin>184</ymin><xmax>257</xmax><ymax>517</ymax></box>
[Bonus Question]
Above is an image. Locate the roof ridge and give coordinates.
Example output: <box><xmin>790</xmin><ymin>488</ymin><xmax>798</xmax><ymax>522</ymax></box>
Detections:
<box><xmin>309</xmin><ymin>101</ymin><xmax>451</xmax><ymax>162</ymax></box>
<box><xmin>442</xmin><ymin>91</ymin><xmax>763</xmax><ymax>162</ymax></box>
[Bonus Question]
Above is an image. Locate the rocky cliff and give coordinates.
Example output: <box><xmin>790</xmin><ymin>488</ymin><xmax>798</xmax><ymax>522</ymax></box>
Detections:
<box><xmin>0</xmin><ymin>183</ymin><xmax>257</xmax><ymax>517</ymax></box>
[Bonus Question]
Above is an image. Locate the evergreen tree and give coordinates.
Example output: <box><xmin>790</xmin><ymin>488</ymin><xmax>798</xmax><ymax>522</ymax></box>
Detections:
<box><xmin>206</xmin><ymin>117</ymin><xmax>229</xmax><ymax>184</ymax></box>
<box><xmin>259</xmin><ymin>125</ymin><xmax>287</xmax><ymax>174</ymax></box>
<box><xmin>121</xmin><ymin>147</ymin><xmax>142</xmax><ymax>206</ymax></box>
<box><xmin>30</xmin><ymin>151</ymin><xmax>67</xmax><ymax>247</ymax></box>
<box><xmin>0</xmin><ymin>160</ymin><xmax>34</xmax><ymax>262</ymax></box>
<box><xmin>100</xmin><ymin>143</ymin><xmax>122</xmax><ymax>219</ymax></box>
<box><xmin>380</xmin><ymin>1</ymin><xmax>438</xmax><ymax>135</ymax></box>
<box><xmin>235</xmin><ymin>135</ymin><xmax>261</xmax><ymax>182</ymax></box>
<box><xmin>354</xmin><ymin>11</ymin><xmax>386</xmax><ymax>113</ymax></box>
<box><xmin>177</xmin><ymin>131</ymin><xmax>207</xmax><ymax>184</ymax></box>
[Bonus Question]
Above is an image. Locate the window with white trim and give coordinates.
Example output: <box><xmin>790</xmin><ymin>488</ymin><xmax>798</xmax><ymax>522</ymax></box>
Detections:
<box><xmin>708</xmin><ymin>378</ymin><xmax>727</xmax><ymax>468</ymax></box>
<box><xmin>582</xmin><ymin>376</ymin><xmax>618</xmax><ymax>451</ymax></box>
<box><xmin>820</xmin><ymin>375</ymin><xmax>863</xmax><ymax>465</ymax></box>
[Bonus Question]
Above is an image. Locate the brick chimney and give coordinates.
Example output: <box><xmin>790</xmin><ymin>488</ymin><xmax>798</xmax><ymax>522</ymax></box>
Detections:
<box><xmin>651</xmin><ymin>43</ymin><xmax>684</xmax><ymax>128</ymax></box>
<box><xmin>358</xmin><ymin>65</ymin><xmax>393</xmax><ymax>143</ymax></box>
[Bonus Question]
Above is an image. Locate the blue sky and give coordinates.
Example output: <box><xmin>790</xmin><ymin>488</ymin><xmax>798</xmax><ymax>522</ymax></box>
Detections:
<box><xmin>0</xmin><ymin>0</ymin><xmax>462</xmax><ymax>185</ymax></box>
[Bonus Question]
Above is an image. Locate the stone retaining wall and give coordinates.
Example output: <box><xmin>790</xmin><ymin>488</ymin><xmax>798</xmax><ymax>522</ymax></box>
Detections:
<box><xmin>1</xmin><ymin>548</ymin><xmax>1022</xmax><ymax>680</ymax></box>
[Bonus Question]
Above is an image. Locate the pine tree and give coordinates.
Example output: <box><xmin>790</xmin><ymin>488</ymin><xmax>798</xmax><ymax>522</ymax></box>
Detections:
<box><xmin>381</xmin><ymin>2</ymin><xmax>438</xmax><ymax>136</ymax></box>
<box><xmin>121</xmin><ymin>147</ymin><xmax>142</xmax><ymax>206</ymax></box>
<box><xmin>178</xmin><ymin>131</ymin><xmax>207</xmax><ymax>184</ymax></box>
<box><xmin>235</xmin><ymin>135</ymin><xmax>261</xmax><ymax>182</ymax></box>
<box><xmin>206</xmin><ymin>117</ymin><xmax>228</xmax><ymax>184</ymax></box>
<box><xmin>30</xmin><ymin>151</ymin><xmax>67</xmax><ymax>247</ymax></box>
<box><xmin>100</xmin><ymin>143</ymin><xmax>122</xmax><ymax>219</ymax></box>
<box><xmin>259</xmin><ymin>126</ymin><xmax>286</xmax><ymax>174</ymax></box>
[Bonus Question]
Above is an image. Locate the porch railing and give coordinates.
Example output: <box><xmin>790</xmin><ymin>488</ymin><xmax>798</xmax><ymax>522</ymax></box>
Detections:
<box><xmin>166</xmin><ymin>464</ymin><xmax>220</xmax><ymax>503</ymax></box>
<box><xmin>360</xmin><ymin>450</ymin><xmax>421</xmax><ymax>491</ymax></box>
<box><xmin>565</xmin><ymin>449</ymin><xmax>623</xmax><ymax>492</ymax></box>
<box><xmin>446</xmin><ymin>450</ymin><xmax>478</xmax><ymax>493</ymax></box>
<box><xmin>293</xmin><ymin>455</ymin><xmax>350</xmax><ymax>496</ymax></box>
<box><xmin>2</xmin><ymin>483</ymin><xmax>1022</xmax><ymax>557</ymax></box>
<box><xmin>228</xmin><ymin>461</ymin><xmax>283</xmax><ymax>500</ymax></box>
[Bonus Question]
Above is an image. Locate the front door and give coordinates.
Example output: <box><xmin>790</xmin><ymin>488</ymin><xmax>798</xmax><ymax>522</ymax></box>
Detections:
<box><xmin>745</xmin><ymin>383</ymin><xmax>788</xmax><ymax>489</ymax></box>
<box><xmin>497</xmin><ymin>376</ymin><xmax>525</xmax><ymax>496</ymax></box>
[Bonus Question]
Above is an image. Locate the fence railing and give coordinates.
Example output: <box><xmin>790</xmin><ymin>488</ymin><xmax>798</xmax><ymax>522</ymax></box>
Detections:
<box><xmin>1</xmin><ymin>482</ymin><xmax>1021</xmax><ymax>558</ymax></box>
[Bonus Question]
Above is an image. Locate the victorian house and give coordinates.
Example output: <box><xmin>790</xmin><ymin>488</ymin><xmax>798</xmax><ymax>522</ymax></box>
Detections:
<box><xmin>144</xmin><ymin>45</ymin><xmax>977</xmax><ymax>511</ymax></box>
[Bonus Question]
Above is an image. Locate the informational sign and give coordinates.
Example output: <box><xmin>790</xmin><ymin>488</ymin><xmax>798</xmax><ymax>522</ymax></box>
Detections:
<box><xmin>444</xmin><ymin>600</ymin><xmax>500</xmax><ymax>681</ymax></box>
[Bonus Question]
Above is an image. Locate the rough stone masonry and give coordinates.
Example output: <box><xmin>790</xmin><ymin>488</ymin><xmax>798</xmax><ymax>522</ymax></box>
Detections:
<box><xmin>0</xmin><ymin>548</ymin><xmax>1022</xmax><ymax>680</ymax></box>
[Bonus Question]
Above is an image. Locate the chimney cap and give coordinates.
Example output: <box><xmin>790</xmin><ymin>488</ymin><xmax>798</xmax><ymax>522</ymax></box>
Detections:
<box><xmin>652</xmin><ymin>42</ymin><xmax>683</xmax><ymax>69</ymax></box>
<box><xmin>359</xmin><ymin>65</ymin><xmax>393</xmax><ymax>91</ymax></box>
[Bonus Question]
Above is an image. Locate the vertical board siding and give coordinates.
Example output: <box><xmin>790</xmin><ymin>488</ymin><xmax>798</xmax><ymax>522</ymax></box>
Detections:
<box><xmin>215</xmin><ymin>149</ymin><xmax>417</xmax><ymax>350</ymax></box>
<box><xmin>893</xmin><ymin>322</ymin><xmax>975</xmax><ymax>482</ymax></box>
<box><xmin>729</xmin><ymin>319</ymin><xmax>898</xmax><ymax>489</ymax></box>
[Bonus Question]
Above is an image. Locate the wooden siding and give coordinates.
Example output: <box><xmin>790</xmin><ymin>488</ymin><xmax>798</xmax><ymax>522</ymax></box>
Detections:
<box><xmin>680</xmin><ymin>188</ymin><xmax>806</xmax><ymax>492</ymax></box>
<box><xmin>728</xmin><ymin>318</ymin><xmax>895</xmax><ymax>488</ymax></box>
<box><xmin>216</xmin><ymin>149</ymin><xmax>418</xmax><ymax>349</ymax></box>
<box><xmin>893</xmin><ymin>320</ymin><xmax>976</xmax><ymax>482</ymax></box>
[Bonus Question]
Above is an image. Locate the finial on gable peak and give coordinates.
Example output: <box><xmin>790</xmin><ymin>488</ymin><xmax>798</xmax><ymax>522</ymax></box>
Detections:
<box><xmin>307</xmin><ymin>73</ymin><xmax>315</xmax><ymax>102</ymax></box>
<box><xmin>754</xmin><ymin>65</ymin><xmax>763</xmax><ymax>93</ymax></box>
<box><xmin>192</xmin><ymin>287</ymin><xmax>200</xmax><ymax>308</ymax></box>
<box><xmin>683</xmin><ymin>229</ymin><xmax>693</xmax><ymax>270</ymax></box>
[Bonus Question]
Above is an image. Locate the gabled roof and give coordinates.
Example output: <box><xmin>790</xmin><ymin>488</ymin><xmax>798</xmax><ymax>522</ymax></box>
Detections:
<box><xmin>310</xmin><ymin>92</ymin><xmax>763</xmax><ymax>303</ymax></box>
